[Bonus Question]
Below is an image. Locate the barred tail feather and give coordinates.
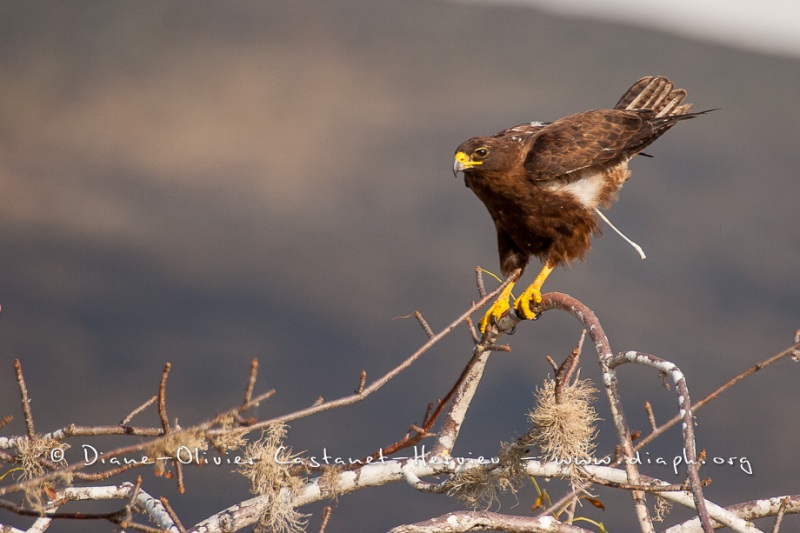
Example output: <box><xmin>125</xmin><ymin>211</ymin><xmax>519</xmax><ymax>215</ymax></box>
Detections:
<box><xmin>615</xmin><ymin>75</ymin><xmax>693</xmax><ymax>116</ymax></box>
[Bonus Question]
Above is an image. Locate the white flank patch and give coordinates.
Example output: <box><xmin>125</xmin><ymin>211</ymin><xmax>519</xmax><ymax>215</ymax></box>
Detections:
<box><xmin>543</xmin><ymin>173</ymin><xmax>604</xmax><ymax>209</ymax></box>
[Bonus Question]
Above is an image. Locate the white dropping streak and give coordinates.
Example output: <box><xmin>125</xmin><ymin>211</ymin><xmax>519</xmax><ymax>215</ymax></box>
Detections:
<box><xmin>594</xmin><ymin>208</ymin><xmax>647</xmax><ymax>260</ymax></box>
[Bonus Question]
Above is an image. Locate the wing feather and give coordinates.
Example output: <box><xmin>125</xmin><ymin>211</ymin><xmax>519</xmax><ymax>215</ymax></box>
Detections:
<box><xmin>522</xmin><ymin>110</ymin><xmax>645</xmax><ymax>180</ymax></box>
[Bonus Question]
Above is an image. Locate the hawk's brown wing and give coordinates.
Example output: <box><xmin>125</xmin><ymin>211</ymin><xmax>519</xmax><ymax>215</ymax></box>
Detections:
<box><xmin>521</xmin><ymin>76</ymin><xmax>700</xmax><ymax>182</ymax></box>
<box><xmin>522</xmin><ymin>109</ymin><xmax>648</xmax><ymax>181</ymax></box>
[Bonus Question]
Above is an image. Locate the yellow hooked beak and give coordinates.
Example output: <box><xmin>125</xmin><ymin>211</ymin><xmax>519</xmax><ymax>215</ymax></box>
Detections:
<box><xmin>453</xmin><ymin>151</ymin><xmax>481</xmax><ymax>176</ymax></box>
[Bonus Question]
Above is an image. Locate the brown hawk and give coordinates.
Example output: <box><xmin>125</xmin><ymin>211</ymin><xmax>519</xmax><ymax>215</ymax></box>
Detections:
<box><xmin>453</xmin><ymin>76</ymin><xmax>710</xmax><ymax>332</ymax></box>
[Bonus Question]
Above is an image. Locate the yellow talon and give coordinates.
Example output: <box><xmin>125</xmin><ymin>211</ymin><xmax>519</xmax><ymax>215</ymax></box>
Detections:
<box><xmin>479</xmin><ymin>261</ymin><xmax>555</xmax><ymax>332</ymax></box>
<box><xmin>513</xmin><ymin>262</ymin><xmax>554</xmax><ymax>320</ymax></box>
<box><xmin>479</xmin><ymin>283</ymin><xmax>514</xmax><ymax>333</ymax></box>
<box><xmin>513</xmin><ymin>284</ymin><xmax>543</xmax><ymax>319</ymax></box>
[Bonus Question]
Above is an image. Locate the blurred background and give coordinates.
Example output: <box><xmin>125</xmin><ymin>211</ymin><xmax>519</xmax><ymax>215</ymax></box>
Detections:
<box><xmin>1</xmin><ymin>1</ymin><xmax>798</xmax><ymax>531</ymax></box>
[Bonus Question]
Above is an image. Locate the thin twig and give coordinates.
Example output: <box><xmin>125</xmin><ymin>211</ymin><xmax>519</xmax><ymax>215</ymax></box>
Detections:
<box><xmin>122</xmin><ymin>522</ymin><xmax>166</xmax><ymax>533</ymax></box>
<box><xmin>563</xmin><ymin>329</ymin><xmax>586</xmax><ymax>385</ymax></box>
<box><xmin>414</xmin><ymin>311</ymin><xmax>434</xmax><ymax>339</ymax></box>
<box><xmin>2</xmin><ymin>423</ymin><xmax>165</xmax><ymax>442</ymax></box>
<box><xmin>159</xmin><ymin>496</ymin><xmax>188</xmax><ymax>533</ymax></box>
<box><xmin>128</xmin><ymin>476</ymin><xmax>143</xmax><ymax>508</ymax></box>
<box><xmin>393</xmin><ymin>311</ymin><xmax>434</xmax><ymax>339</ymax></box>
<box><xmin>356</xmin><ymin>371</ymin><xmax>367</xmax><ymax>394</ymax></box>
<box><xmin>465</xmin><ymin>315</ymin><xmax>480</xmax><ymax>343</ymax></box>
<box><xmin>69</xmin><ymin>461</ymin><xmax>143</xmax><ymax>481</ymax></box>
<box><xmin>564</xmin><ymin>497</ymin><xmax>578</xmax><ymax>527</ymax></box>
<box><xmin>771</xmin><ymin>496</ymin><xmax>790</xmax><ymax>533</ymax></box>
<box><xmin>14</xmin><ymin>360</ymin><xmax>35</xmax><ymax>438</ymax></box>
<box><xmin>157</xmin><ymin>363</ymin><xmax>171</xmax><ymax>433</ymax></box>
<box><xmin>244</xmin><ymin>358</ymin><xmax>258</xmax><ymax>405</ymax></box>
<box><xmin>240</xmin><ymin>389</ymin><xmax>276</xmax><ymax>412</ymax></box>
<box><xmin>174</xmin><ymin>461</ymin><xmax>186</xmax><ymax>495</ymax></box>
<box><xmin>319</xmin><ymin>505</ymin><xmax>333</xmax><ymax>533</ymax></box>
<box><xmin>554</xmin><ymin>329</ymin><xmax>585</xmax><ymax>403</ymax></box>
<box><xmin>794</xmin><ymin>329</ymin><xmax>800</xmax><ymax>361</ymax></box>
<box><xmin>120</xmin><ymin>396</ymin><xmax>157</xmax><ymax>426</ymax></box>
<box><xmin>644</xmin><ymin>401</ymin><xmax>657</xmax><ymax>431</ymax></box>
<box><xmin>475</xmin><ymin>266</ymin><xmax>487</xmax><ymax>297</ymax></box>
<box><xmin>485</xmin><ymin>344</ymin><xmax>511</xmax><ymax>352</ymax></box>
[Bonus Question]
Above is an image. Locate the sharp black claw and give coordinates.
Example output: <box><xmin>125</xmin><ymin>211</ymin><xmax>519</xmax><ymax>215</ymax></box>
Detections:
<box><xmin>512</xmin><ymin>304</ymin><xmax>542</xmax><ymax>322</ymax></box>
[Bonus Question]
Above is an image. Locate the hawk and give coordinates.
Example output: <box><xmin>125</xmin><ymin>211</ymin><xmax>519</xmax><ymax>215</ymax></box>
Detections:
<box><xmin>453</xmin><ymin>76</ymin><xmax>710</xmax><ymax>332</ymax></box>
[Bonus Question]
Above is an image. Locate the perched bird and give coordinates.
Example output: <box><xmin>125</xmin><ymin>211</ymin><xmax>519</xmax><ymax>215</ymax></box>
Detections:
<box><xmin>453</xmin><ymin>76</ymin><xmax>710</xmax><ymax>332</ymax></box>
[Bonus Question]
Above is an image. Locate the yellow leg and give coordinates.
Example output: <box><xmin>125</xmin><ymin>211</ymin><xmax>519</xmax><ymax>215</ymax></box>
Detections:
<box><xmin>479</xmin><ymin>281</ymin><xmax>516</xmax><ymax>334</ymax></box>
<box><xmin>513</xmin><ymin>263</ymin><xmax>554</xmax><ymax>320</ymax></box>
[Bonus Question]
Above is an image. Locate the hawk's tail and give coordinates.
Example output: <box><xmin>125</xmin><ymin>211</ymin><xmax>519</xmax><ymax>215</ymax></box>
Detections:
<box><xmin>615</xmin><ymin>76</ymin><xmax>715</xmax><ymax>156</ymax></box>
<box><xmin>614</xmin><ymin>75</ymin><xmax>692</xmax><ymax>116</ymax></box>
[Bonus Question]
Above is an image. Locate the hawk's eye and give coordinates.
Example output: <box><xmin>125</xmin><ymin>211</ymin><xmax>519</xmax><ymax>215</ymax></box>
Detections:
<box><xmin>474</xmin><ymin>147</ymin><xmax>489</xmax><ymax>157</ymax></box>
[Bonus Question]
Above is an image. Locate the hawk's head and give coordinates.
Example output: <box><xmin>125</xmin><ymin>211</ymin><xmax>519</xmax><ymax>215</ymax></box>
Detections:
<box><xmin>454</xmin><ymin>137</ymin><xmax>491</xmax><ymax>175</ymax></box>
<box><xmin>453</xmin><ymin>136</ymin><xmax>519</xmax><ymax>181</ymax></box>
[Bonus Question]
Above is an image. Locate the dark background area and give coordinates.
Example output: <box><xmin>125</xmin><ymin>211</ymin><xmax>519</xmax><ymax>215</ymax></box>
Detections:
<box><xmin>1</xmin><ymin>1</ymin><xmax>798</xmax><ymax>531</ymax></box>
